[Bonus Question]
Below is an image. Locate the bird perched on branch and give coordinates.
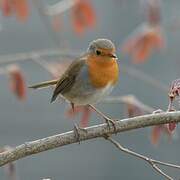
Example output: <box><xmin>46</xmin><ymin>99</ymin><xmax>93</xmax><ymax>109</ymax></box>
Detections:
<box><xmin>29</xmin><ymin>39</ymin><xmax>119</xmax><ymax>139</ymax></box>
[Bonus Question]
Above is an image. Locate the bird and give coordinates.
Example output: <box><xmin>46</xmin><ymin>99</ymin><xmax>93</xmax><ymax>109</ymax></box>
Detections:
<box><xmin>29</xmin><ymin>38</ymin><xmax>119</xmax><ymax>139</ymax></box>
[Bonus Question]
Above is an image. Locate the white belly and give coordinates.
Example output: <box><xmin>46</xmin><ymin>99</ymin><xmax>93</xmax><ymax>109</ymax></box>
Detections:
<box><xmin>64</xmin><ymin>83</ymin><xmax>114</xmax><ymax>105</ymax></box>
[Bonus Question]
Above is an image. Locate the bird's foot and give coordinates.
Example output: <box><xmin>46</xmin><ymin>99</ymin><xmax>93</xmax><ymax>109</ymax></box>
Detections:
<box><xmin>73</xmin><ymin>123</ymin><xmax>87</xmax><ymax>144</ymax></box>
<box><xmin>152</xmin><ymin>109</ymin><xmax>164</xmax><ymax>114</ymax></box>
<box><xmin>104</xmin><ymin>116</ymin><xmax>117</xmax><ymax>133</ymax></box>
<box><xmin>89</xmin><ymin>104</ymin><xmax>118</xmax><ymax>133</ymax></box>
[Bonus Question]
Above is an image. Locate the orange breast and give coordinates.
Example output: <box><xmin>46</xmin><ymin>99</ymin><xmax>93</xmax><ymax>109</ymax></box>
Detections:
<box><xmin>87</xmin><ymin>56</ymin><xmax>119</xmax><ymax>88</ymax></box>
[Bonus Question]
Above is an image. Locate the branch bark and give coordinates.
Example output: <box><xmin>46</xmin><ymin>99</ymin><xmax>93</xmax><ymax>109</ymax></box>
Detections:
<box><xmin>0</xmin><ymin>111</ymin><xmax>180</xmax><ymax>167</ymax></box>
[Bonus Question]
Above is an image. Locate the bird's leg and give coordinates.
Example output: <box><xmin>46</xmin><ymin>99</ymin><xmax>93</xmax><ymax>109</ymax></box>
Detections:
<box><xmin>89</xmin><ymin>104</ymin><xmax>117</xmax><ymax>132</ymax></box>
<box><xmin>71</xmin><ymin>102</ymin><xmax>75</xmax><ymax>112</ymax></box>
<box><xmin>71</xmin><ymin>103</ymin><xmax>87</xmax><ymax>143</ymax></box>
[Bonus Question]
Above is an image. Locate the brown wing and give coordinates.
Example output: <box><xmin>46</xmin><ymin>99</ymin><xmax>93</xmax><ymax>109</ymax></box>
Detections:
<box><xmin>51</xmin><ymin>56</ymin><xmax>86</xmax><ymax>103</ymax></box>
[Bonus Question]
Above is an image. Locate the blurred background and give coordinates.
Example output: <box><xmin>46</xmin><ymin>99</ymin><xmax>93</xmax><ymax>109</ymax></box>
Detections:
<box><xmin>0</xmin><ymin>0</ymin><xmax>180</xmax><ymax>179</ymax></box>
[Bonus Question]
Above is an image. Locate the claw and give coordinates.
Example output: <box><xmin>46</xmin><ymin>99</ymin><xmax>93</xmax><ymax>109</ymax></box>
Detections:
<box><xmin>73</xmin><ymin>123</ymin><xmax>87</xmax><ymax>144</ymax></box>
<box><xmin>89</xmin><ymin>104</ymin><xmax>118</xmax><ymax>133</ymax></box>
<box><xmin>153</xmin><ymin>109</ymin><xmax>164</xmax><ymax>114</ymax></box>
<box><xmin>167</xmin><ymin>107</ymin><xmax>176</xmax><ymax>112</ymax></box>
<box><xmin>104</xmin><ymin>117</ymin><xmax>117</xmax><ymax>133</ymax></box>
<box><xmin>73</xmin><ymin>123</ymin><xmax>80</xmax><ymax>144</ymax></box>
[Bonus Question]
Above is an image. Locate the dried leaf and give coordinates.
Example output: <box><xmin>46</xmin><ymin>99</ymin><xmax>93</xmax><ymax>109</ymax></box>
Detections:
<box><xmin>122</xmin><ymin>24</ymin><xmax>165</xmax><ymax>63</ymax></box>
<box><xmin>71</xmin><ymin>0</ymin><xmax>96</xmax><ymax>34</ymax></box>
<box><xmin>151</xmin><ymin>125</ymin><xmax>172</xmax><ymax>145</ymax></box>
<box><xmin>125</xmin><ymin>103</ymin><xmax>144</xmax><ymax>118</ymax></box>
<box><xmin>13</xmin><ymin>0</ymin><xmax>29</xmax><ymax>21</ymax></box>
<box><xmin>0</xmin><ymin>0</ymin><xmax>29</xmax><ymax>21</ymax></box>
<box><xmin>0</xmin><ymin>0</ymin><xmax>12</xmax><ymax>16</ymax></box>
<box><xmin>7</xmin><ymin>64</ymin><xmax>27</xmax><ymax>101</ymax></box>
<box><xmin>151</xmin><ymin>125</ymin><xmax>162</xmax><ymax>145</ymax></box>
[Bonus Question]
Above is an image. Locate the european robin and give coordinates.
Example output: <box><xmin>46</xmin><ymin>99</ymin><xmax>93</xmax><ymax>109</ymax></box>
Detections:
<box><xmin>29</xmin><ymin>39</ymin><xmax>119</xmax><ymax>137</ymax></box>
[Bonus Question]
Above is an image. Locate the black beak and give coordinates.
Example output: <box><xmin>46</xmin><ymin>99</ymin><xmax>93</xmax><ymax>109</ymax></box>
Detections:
<box><xmin>109</xmin><ymin>53</ymin><xmax>117</xmax><ymax>59</ymax></box>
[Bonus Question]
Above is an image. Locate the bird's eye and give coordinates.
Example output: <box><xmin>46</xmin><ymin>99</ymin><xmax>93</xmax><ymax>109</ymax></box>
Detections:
<box><xmin>96</xmin><ymin>50</ymin><xmax>101</xmax><ymax>55</ymax></box>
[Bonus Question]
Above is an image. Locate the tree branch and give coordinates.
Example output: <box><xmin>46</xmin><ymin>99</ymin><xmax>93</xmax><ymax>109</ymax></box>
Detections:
<box><xmin>0</xmin><ymin>111</ymin><xmax>180</xmax><ymax>167</ymax></box>
<box><xmin>107</xmin><ymin>137</ymin><xmax>179</xmax><ymax>180</ymax></box>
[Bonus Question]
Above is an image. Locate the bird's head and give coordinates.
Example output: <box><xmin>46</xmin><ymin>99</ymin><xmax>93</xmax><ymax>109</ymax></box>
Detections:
<box><xmin>87</xmin><ymin>39</ymin><xmax>117</xmax><ymax>62</ymax></box>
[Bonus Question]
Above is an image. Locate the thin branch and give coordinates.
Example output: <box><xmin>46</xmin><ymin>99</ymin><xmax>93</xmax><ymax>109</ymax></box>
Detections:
<box><xmin>43</xmin><ymin>0</ymin><xmax>76</xmax><ymax>16</ymax></box>
<box><xmin>0</xmin><ymin>49</ymin><xmax>79</xmax><ymax>65</ymax></box>
<box><xmin>0</xmin><ymin>112</ymin><xmax>180</xmax><ymax>167</ymax></box>
<box><xmin>103</xmin><ymin>95</ymin><xmax>155</xmax><ymax>113</ymax></box>
<box><xmin>31</xmin><ymin>55</ymin><xmax>52</xmax><ymax>73</ymax></box>
<box><xmin>107</xmin><ymin>137</ymin><xmax>177</xmax><ymax>180</ymax></box>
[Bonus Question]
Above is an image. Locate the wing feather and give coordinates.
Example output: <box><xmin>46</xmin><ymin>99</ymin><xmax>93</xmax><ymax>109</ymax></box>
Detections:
<box><xmin>51</xmin><ymin>57</ymin><xmax>86</xmax><ymax>103</ymax></box>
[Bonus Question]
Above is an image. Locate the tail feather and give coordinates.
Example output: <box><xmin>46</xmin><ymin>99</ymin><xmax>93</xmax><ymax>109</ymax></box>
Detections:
<box><xmin>50</xmin><ymin>93</ymin><xmax>58</xmax><ymax>103</ymax></box>
<box><xmin>29</xmin><ymin>79</ymin><xmax>58</xmax><ymax>89</ymax></box>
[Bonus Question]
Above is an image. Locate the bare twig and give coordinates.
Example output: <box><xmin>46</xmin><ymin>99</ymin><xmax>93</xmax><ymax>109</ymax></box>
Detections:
<box><xmin>43</xmin><ymin>0</ymin><xmax>76</xmax><ymax>16</ymax></box>
<box><xmin>107</xmin><ymin>137</ymin><xmax>178</xmax><ymax>180</ymax></box>
<box><xmin>103</xmin><ymin>95</ymin><xmax>155</xmax><ymax>113</ymax></box>
<box><xmin>0</xmin><ymin>49</ymin><xmax>79</xmax><ymax>65</ymax></box>
<box><xmin>0</xmin><ymin>112</ymin><xmax>180</xmax><ymax>167</ymax></box>
<box><xmin>31</xmin><ymin>55</ymin><xmax>52</xmax><ymax>72</ymax></box>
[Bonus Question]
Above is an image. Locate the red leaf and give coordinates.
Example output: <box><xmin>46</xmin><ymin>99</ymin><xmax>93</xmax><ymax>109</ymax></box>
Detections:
<box><xmin>151</xmin><ymin>125</ymin><xmax>172</xmax><ymax>145</ymax></box>
<box><xmin>125</xmin><ymin>103</ymin><xmax>144</xmax><ymax>118</ymax></box>
<box><xmin>133</xmin><ymin>39</ymin><xmax>152</xmax><ymax>63</ymax></box>
<box><xmin>0</xmin><ymin>0</ymin><xmax>29</xmax><ymax>21</ymax></box>
<box><xmin>0</xmin><ymin>0</ymin><xmax>12</xmax><ymax>16</ymax></box>
<box><xmin>151</xmin><ymin>125</ymin><xmax>162</xmax><ymax>145</ymax></box>
<box><xmin>7</xmin><ymin>65</ymin><xmax>26</xmax><ymax>101</ymax></box>
<box><xmin>71</xmin><ymin>0</ymin><xmax>96</xmax><ymax>35</ymax></box>
<box><xmin>122</xmin><ymin>24</ymin><xmax>165</xmax><ymax>63</ymax></box>
<box><xmin>13</xmin><ymin>0</ymin><xmax>29</xmax><ymax>21</ymax></box>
